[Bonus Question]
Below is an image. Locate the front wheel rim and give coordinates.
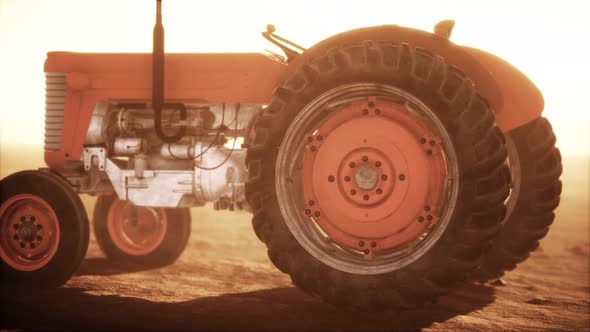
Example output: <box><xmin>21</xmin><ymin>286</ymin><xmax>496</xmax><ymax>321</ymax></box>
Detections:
<box><xmin>0</xmin><ymin>194</ymin><xmax>61</xmax><ymax>271</ymax></box>
<box><xmin>276</xmin><ymin>83</ymin><xmax>460</xmax><ymax>274</ymax></box>
<box><xmin>106</xmin><ymin>200</ymin><xmax>168</xmax><ymax>256</ymax></box>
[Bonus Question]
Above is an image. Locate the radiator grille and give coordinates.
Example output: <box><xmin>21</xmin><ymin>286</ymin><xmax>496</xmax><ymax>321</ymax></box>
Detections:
<box><xmin>44</xmin><ymin>73</ymin><xmax>66</xmax><ymax>151</ymax></box>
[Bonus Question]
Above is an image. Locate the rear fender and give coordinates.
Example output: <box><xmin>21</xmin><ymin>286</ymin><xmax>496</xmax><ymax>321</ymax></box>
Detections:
<box><xmin>282</xmin><ymin>25</ymin><xmax>543</xmax><ymax>132</ymax></box>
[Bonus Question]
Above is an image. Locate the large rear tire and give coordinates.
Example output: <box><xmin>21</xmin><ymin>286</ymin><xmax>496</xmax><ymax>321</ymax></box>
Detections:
<box><xmin>0</xmin><ymin>170</ymin><xmax>89</xmax><ymax>287</ymax></box>
<box><xmin>246</xmin><ymin>41</ymin><xmax>510</xmax><ymax>308</ymax></box>
<box><xmin>474</xmin><ymin>117</ymin><xmax>562</xmax><ymax>281</ymax></box>
<box><xmin>93</xmin><ymin>195</ymin><xmax>191</xmax><ymax>268</ymax></box>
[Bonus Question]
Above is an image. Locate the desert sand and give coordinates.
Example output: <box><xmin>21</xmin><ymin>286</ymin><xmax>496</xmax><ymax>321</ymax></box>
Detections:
<box><xmin>0</xmin><ymin>145</ymin><xmax>588</xmax><ymax>331</ymax></box>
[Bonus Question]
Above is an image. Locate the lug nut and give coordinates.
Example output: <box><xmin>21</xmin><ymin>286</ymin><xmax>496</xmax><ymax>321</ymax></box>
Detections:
<box><xmin>429</xmin><ymin>140</ymin><xmax>436</xmax><ymax>146</ymax></box>
<box><xmin>376</xmin><ymin>189</ymin><xmax>382</xmax><ymax>195</ymax></box>
<box><xmin>362</xmin><ymin>109</ymin><xmax>369</xmax><ymax>115</ymax></box>
<box><xmin>426</xmin><ymin>149</ymin><xmax>432</xmax><ymax>156</ymax></box>
<box><xmin>359</xmin><ymin>241</ymin><xmax>365</xmax><ymax>247</ymax></box>
<box><xmin>314</xmin><ymin>211</ymin><xmax>321</xmax><ymax>217</ymax></box>
<box><xmin>30</xmin><ymin>216</ymin><xmax>35</xmax><ymax>222</ymax></box>
<box><xmin>350</xmin><ymin>189</ymin><xmax>357</xmax><ymax>196</ymax></box>
<box><xmin>349</xmin><ymin>162</ymin><xmax>356</xmax><ymax>168</ymax></box>
<box><xmin>13</xmin><ymin>224</ymin><xmax>19</xmax><ymax>230</ymax></box>
<box><xmin>420</xmin><ymin>138</ymin><xmax>427</xmax><ymax>144</ymax></box>
<box><xmin>311</xmin><ymin>146</ymin><xmax>317</xmax><ymax>152</ymax></box>
<box><xmin>36</xmin><ymin>224</ymin><xmax>42</xmax><ymax>230</ymax></box>
<box><xmin>13</xmin><ymin>235</ymin><xmax>19</xmax><ymax>241</ymax></box>
<box><xmin>30</xmin><ymin>243</ymin><xmax>35</xmax><ymax>249</ymax></box>
<box><xmin>307</xmin><ymin>137</ymin><xmax>313</xmax><ymax>142</ymax></box>
<box><xmin>375</xmin><ymin>161</ymin><xmax>382</xmax><ymax>167</ymax></box>
<box><xmin>309</xmin><ymin>200</ymin><xmax>315</xmax><ymax>206</ymax></box>
<box><xmin>317</xmin><ymin>135</ymin><xmax>323</xmax><ymax>141</ymax></box>
<box><xmin>398</xmin><ymin>174</ymin><xmax>406</xmax><ymax>181</ymax></box>
<box><xmin>362</xmin><ymin>156</ymin><xmax>368</xmax><ymax>162</ymax></box>
<box><xmin>418</xmin><ymin>216</ymin><xmax>425</xmax><ymax>222</ymax></box>
<box><xmin>370</xmin><ymin>241</ymin><xmax>377</xmax><ymax>248</ymax></box>
<box><xmin>363</xmin><ymin>195</ymin><xmax>370</xmax><ymax>201</ymax></box>
<box><xmin>363</xmin><ymin>249</ymin><xmax>370</xmax><ymax>255</ymax></box>
<box><xmin>328</xmin><ymin>175</ymin><xmax>335</xmax><ymax>182</ymax></box>
<box><xmin>381</xmin><ymin>175</ymin><xmax>388</xmax><ymax>181</ymax></box>
<box><xmin>305</xmin><ymin>209</ymin><xmax>311</xmax><ymax>215</ymax></box>
<box><xmin>427</xmin><ymin>215</ymin><xmax>433</xmax><ymax>221</ymax></box>
<box><xmin>20</xmin><ymin>216</ymin><xmax>26</xmax><ymax>222</ymax></box>
<box><xmin>20</xmin><ymin>242</ymin><xmax>26</xmax><ymax>248</ymax></box>
<box><xmin>368</xmin><ymin>101</ymin><xmax>375</xmax><ymax>108</ymax></box>
<box><xmin>37</xmin><ymin>236</ymin><xmax>43</xmax><ymax>241</ymax></box>
<box><xmin>375</xmin><ymin>109</ymin><xmax>381</xmax><ymax>115</ymax></box>
<box><xmin>344</xmin><ymin>176</ymin><xmax>351</xmax><ymax>182</ymax></box>
<box><xmin>424</xmin><ymin>205</ymin><xmax>431</xmax><ymax>212</ymax></box>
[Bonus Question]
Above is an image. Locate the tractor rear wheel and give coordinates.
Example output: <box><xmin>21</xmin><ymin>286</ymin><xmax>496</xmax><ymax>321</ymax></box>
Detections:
<box><xmin>246</xmin><ymin>41</ymin><xmax>510</xmax><ymax>308</ymax></box>
<box><xmin>0</xmin><ymin>170</ymin><xmax>89</xmax><ymax>287</ymax></box>
<box><xmin>474</xmin><ymin>117</ymin><xmax>562</xmax><ymax>281</ymax></box>
<box><xmin>93</xmin><ymin>195</ymin><xmax>191</xmax><ymax>268</ymax></box>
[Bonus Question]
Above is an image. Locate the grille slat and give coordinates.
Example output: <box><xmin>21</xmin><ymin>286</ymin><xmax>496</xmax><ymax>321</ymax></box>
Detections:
<box><xmin>44</xmin><ymin>72</ymin><xmax>66</xmax><ymax>151</ymax></box>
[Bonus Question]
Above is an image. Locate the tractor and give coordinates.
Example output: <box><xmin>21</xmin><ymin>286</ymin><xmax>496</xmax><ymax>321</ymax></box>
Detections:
<box><xmin>0</xmin><ymin>1</ymin><xmax>562</xmax><ymax>308</ymax></box>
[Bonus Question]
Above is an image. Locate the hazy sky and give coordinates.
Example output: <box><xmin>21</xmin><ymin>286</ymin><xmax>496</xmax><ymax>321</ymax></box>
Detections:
<box><xmin>0</xmin><ymin>0</ymin><xmax>588</xmax><ymax>155</ymax></box>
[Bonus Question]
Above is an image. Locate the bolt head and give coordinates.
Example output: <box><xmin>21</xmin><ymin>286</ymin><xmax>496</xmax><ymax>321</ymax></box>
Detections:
<box><xmin>363</xmin><ymin>249</ymin><xmax>370</xmax><ymax>255</ymax></box>
<box><xmin>420</xmin><ymin>138</ymin><xmax>427</xmax><ymax>144</ymax></box>
<box><xmin>305</xmin><ymin>209</ymin><xmax>311</xmax><ymax>215</ymax></box>
<box><xmin>344</xmin><ymin>176</ymin><xmax>351</xmax><ymax>182</ymax></box>
<box><xmin>349</xmin><ymin>162</ymin><xmax>356</xmax><ymax>168</ymax></box>
<box><xmin>381</xmin><ymin>175</ymin><xmax>388</xmax><ymax>181</ymax></box>
<box><xmin>362</xmin><ymin>156</ymin><xmax>368</xmax><ymax>162</ymax></box>
<box><xmin>418</xmin><ymin>216</ymin><xmax>425</xmax><ymax>222</ymax></box>
<box><xmin>350</xmin><ymin>189</ymin><xmax>357</xmax><ymax>196</ymax></box>
<box><xmin>376</xmin><ymin>189</ymin><xmax>382</xmax><ymax>195</ymax></box>
<box><xmin>363</xmin><ymin>195</ymin><xmax>369</xmax><ymax>201</ymax></box>
<box><xmin>358</xmin><ymin>241</ymin><xmax>365</xmax><ymax>247</ymax></box>
<box><xmin>398</xmin><ymin>174</ymin><xmax>406</xmax><ymax>181</ymax></box>
<box><xmin>375</xmin><ymin>161</ymin><xmax>382</xmax><ymax>167</ymax></box>
<box><xmin>314</xmin><ymin>211</ymin><xmax>321</xmax><ymax>217</ymax></box>
<box><xmin>370</xmin><ymin>241</ymin><xmax>377</xmax><ymax>248</ymax></box>
<box><xmin>368</xmin><ymin>101</ymin><xmax>375</xmax><ymax>108</ymax></box>
<box><xmin>328</xmin><ymin>175</ymin><xmax>335</xmax><ymax>182</ymax></box>
<box><xmin>20</xmin><ymin>216</ymin><xmax>26</xmax><ymax>222</ymax></box>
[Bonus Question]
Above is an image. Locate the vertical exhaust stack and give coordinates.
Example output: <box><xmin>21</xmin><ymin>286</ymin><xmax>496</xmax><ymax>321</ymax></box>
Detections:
<box><xmin>152</xmin><ymin>0</ymin><xmax>186</xmax><ymax>143</ymax></box>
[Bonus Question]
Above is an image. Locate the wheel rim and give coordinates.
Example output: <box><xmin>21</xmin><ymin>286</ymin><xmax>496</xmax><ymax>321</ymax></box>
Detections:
<box><xmin>503</xmin><ymin>134</ymin><xmax>522</xmax><ymax>222</ymax></box>
<box><xmin>276</xmin><ymin>83</ymin><xmax>459</xmax><ymax>274</ymax></box>
<box><xmin>0</xmin><ymin>194</ymin><xmax>61</xmax><ymax>271</ymax></box>
<box><xmin>106</xmin><ymin>199</ymin><xmax>168</xmax><ymax>256</ymax></box>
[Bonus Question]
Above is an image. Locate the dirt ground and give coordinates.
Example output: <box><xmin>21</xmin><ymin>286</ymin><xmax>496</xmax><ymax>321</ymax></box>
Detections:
<box><xmin>0</xmin><ymin>146</ymin><xmax>588</xmax><ymax>331</ymax></box>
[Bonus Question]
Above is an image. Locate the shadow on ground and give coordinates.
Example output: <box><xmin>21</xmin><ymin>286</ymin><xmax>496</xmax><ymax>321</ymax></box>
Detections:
<box><xmin>0</xmin><ymin>259</ymin><xmax>496</xmax><ymax>331</ymax></box>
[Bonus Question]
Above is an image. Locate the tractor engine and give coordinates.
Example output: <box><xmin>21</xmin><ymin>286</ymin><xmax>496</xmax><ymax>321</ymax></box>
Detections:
<box><xmin>76</xmin><ymin>100</ymin><xmax>261</xmax><ymax>210</ymax></box>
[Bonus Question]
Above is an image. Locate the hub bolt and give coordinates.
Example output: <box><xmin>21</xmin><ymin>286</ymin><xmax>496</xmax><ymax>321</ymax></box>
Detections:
<box><xmin>349</xmin><ymin>162</ymin><xmax>356</xmax><ymax>168</ymax></box>
<box><xmin>37</xmin><ymin>236</ymin><xmax>43</xmax><ymax>241</ymax></box>
<box><xmin>30</xmin><ymin>216</ymin><xmax>35</xmax><ymax>222</ymax></box>
<box><xmin>363</xmin><ymin>249</ymin><xmax>370</xmax><ymax>255</ymax></box>
<box><xmin>370</xmin><ymin>241</ymin><xmax>377</xmax><ymax>248</ymax></box>
<box><xmin>362</xmin><ymin>156</ymin><xmax>368</xmax><ymax>162</ymax></box>
<box><xmin>376</xmin><ymin>189</ymin><xmax>382</xmax><ymax>195</ymax></box>
<box><xmin>305</xmin><ymin>209</ymin><xmax>311</xmax><ymax>215</ymax></box>
<box><xmin>420</xmin><ymin>138</ymin><xmax>427</xmax><ymax>144</ymax></box>
<box><xmin>362</xmin><ymin>109</ymin><xmax>369</xmax><ymax>115</ymax></box>
<box><xmin>418</xmin><ymin>216</ymin><xmax>425</xmax><ymax>222</ymax></box>
<box><xmin>314</xmin><ymin>211</ymin><xmax>321</xmax><ymax>217</ymax></box>
<box><xmin>429</xmin><ymin>140</ymin><xmax>436</xmax><ymax>146</ymax></box>
<box><xmin>36</xmin><ymin>224</ymin><xmax>42</xmax><ymax>230</ymax></box>
<box><xmin>309</xmin><ymin>200</ymin><xmax>315</xmax><ymax>206</ymax></box>
<box><xmin>381</xmin><ymin>175</ymin><xmax>388</xmax><ymax>181</ymax></box>
<box><xmin>398</xmin><ymin>174</ymin><xmax>406</xmax><ymax>181</ymax></box>
<box><xmin>344</xmin><ymin>176</ymin><xmax>351</xmax><ymax>182</ymax></box>
<box><xmin>363</xmin><ymin>195</ymin><xmax>369</xmax><ymax>201</ymax></box>
<box><xmin>359</xmin><ymin>241</ymin><xmax>365</xmax><ymax>247</ymax></box>
<box><xmin>375</xmin><ymin>109</ymin><xmax>381</xmax><ymax>115</ymax></box>
<box><xmin>375</xmin><ymin>161</ymin><xmax>382</xmax><ymax>167</ymax></box>
<box><xmin>427</xmin><ymin>215</ymin><xmax>433</xmax><ymax>221</ymax></box>
<box><xmin>311</xmin><ymin>146</ymin><xmax>317</xmax><ymax>152</ymax></box>
<box><xmin>13</xmin><ymin>224</ymin><xmax>19</xmax><ymax>230</ymax></box>
<box><xmin>30</xmin><ymin>243</ymin><xmax>35</xmax><ymax>249</ymax></box>
<box><xmin>317</xmin><ymin>135</ymin><xmax>323</xmax><ymax>141</ymax></box>
<box><xmin>368</xmin><ymin>101</ymin><xmax>375</xmax><ymax>108</ymax></box>
<box><xmin>350</xmin><ymin>189</ymin><xmax>357</xmax><ymax>196</ymax></box>
<box><xmin>424</xmin><ymin>205</ymin><xmax>431</xmax><ymax>212</ymax></box>
<box><xmin>426</xmin><ymin>149</ymin><xmax>432</xmax><ymax>156</ymax></box>
<box><xmin>20</xmin><ymin>242</ymin><xmax>26</xmax><ymax>248</ymax></box>
<box><xmin>307</xmin><ymin>137</ymin><xmax>313</xmax><ymax>142</ymax></box>
<box><xmin>20</xmin><ymin>216</ymin><xmax>26</xmax><ymax>222</ymax></box>
<box><xmin>328</xmin><ymin>175</ymin><xmax>335</xmax><ymax>182</ymax></box>
<box><xmin>13</xmin><ymin>235</ymin><xmax>19</xmax><ymax>241</ymax></box>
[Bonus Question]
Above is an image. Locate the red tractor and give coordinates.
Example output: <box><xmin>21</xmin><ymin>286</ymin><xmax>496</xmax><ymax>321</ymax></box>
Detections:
<box><xmin>0</xmin><ymin>1</ymin><xmax>561</xmax><ymax>308</ymax></box>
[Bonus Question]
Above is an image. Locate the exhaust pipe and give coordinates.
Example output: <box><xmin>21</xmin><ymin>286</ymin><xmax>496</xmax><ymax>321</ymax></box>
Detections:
<box><xmin>152</xmin><ymin>0</ymin><xmax>186</xmax><ymax>143</ymax></box>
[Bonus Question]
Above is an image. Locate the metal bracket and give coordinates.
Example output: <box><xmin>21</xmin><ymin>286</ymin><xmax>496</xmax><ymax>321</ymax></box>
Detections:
<box><xmin>82</xmin><ymin>147</ymin><xmax>106</xmax><ymax>171</ymax></box>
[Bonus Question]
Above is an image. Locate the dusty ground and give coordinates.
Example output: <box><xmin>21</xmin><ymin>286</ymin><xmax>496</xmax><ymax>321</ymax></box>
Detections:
<box><xmin>0</xmin><ymin>146</ymin><xmax>588</xmax><ymax>331</ymax></box>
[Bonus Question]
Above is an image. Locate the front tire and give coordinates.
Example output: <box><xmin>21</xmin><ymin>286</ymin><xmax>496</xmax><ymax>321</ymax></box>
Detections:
<box><xmin>93</xmin><ymin>195</ymin><xmax>191</xmax><ymax>268</ymax></box>
<box><xmin>0</xmin><ymin>170</ymin><xmax>89</xmax><ymax>287</ymax></box>
<box><xmin>246</xmin><ymin>41</ymin><xmax>510</xmax><ymax>308</ymax></box>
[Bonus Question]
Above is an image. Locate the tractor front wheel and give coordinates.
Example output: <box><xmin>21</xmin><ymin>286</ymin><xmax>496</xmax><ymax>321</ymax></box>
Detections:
<box><xmin>0</xmin><ymin>170</ymin><xmax>89</xmax><ymax>287</ymax></box>
<box><xmin>93</xmin><ymin>195</ymin><xmax>191</xmax><ymax>268</ymax></box>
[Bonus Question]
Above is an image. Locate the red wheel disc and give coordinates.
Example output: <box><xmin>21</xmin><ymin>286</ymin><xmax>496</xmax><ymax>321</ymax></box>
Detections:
<box><xmin>106</xmin><ymin>200</ymin><xmax>168</xmax><ymax>256</ymax></box>
<box><xmin>302</xmin><ymin>97</ymin><xmax>447</xmax><ymax>259</ymax></box>
<box><xmin>0</xmin><ymin>194</ymin><xmax>61</xmax><ymax>271</ymax></box>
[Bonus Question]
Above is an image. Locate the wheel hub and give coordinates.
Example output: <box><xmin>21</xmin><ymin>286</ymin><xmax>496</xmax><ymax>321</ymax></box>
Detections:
<box><xmin>301</xmin><ymin>96</ymin><xmax>447</xmax><ymax>259</ymax></box>
<box><xmin>0</xmin><ymin>194</ymin><xmax>60</xmax><ymax>271</ymax></box>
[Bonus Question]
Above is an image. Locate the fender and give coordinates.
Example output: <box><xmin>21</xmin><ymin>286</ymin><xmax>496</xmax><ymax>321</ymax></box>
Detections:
<box><xmin>282</xmin><ymin>25</ymin><xmax>543</xmax><ymax>132</ymax></box>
